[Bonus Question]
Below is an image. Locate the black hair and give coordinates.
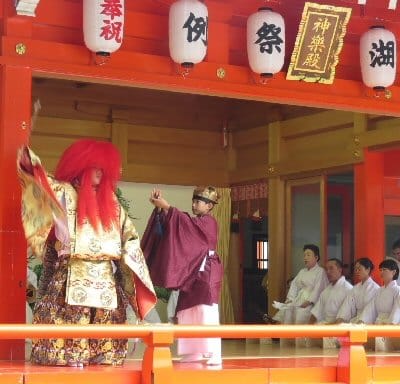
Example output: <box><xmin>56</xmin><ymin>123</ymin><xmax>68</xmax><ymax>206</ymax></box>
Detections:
<box><xmin>303</xmin><ymin>244</ymin><xmax>320</xmax><ymax>261</ymax></box>
<box><xmin>379</xmin><ymin>259</ymin><xmax>399</xmax><ymax>281</ymax></box>
<box><xmin>327</xmin><ymin>258</ymin><xmax>343</xmax><ymax>269</ymax></box>
<box><xmin>355</xmin><ymin>257</ymin><xmax>374</xmax><ymax>274</ymax></box>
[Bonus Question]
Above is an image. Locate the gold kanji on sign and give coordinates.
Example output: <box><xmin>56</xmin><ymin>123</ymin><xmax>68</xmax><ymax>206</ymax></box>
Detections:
<box><xmin>286</xmin><ymin>2</ymin><xmax>351</xmax><ymax>84</ymax></box>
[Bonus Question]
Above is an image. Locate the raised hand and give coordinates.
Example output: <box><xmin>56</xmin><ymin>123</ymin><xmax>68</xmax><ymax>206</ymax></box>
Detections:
<box><xmin>149</xmin><ymin>188</ymin><xmax>170</xmax><ymax>211</ymax></box>
<box><xmin>150</xmin><ymin>188</ymin><xmax>161</xmax><ymax>202</ymax></box>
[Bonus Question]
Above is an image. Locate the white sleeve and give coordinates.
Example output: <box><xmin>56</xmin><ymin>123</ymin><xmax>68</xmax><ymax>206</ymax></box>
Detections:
<box><xmin>387</xmin><ymin>291</ymin><xmax>400</xmax><ymax>324</ymax></box>
<box><xmin>309</xmin><ymin>268</ymin><xmax>328</xmax><ymax>304</ymax></box>
<box><xmin>358</xmin><ymin>298</ymin><xmax>378</xmax><ymax>324</ymax></box>
<box><xmin>336</xmin><ymin>291</ymin><xmax>355</xmax><ymax>322</ymax></box>
<box><xmin>286</xmin><ymin>273</ymin><xmax>300</xmax><ymax>301</ymax></box>
<box><xmin>311</xmin><ymin>293</ymin><xmax>324</xmax><ymax>322</ymax></box>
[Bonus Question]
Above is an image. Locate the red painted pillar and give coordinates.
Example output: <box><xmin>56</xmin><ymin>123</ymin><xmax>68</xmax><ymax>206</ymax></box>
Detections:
<box><xmin>354</xmin><ymin>149</ymin><xmax>384</xmax><ymax>284</ymax></box>
<box><xmin>0</xmin><ymin>65</ymin><xmax>32</xmax><ymax>359</ymax></box>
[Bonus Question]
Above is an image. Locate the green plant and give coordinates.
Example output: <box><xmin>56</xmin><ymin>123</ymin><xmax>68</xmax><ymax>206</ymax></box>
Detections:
<box><xmin>154</xmin><ymin>286</ymin><xmax>171</xmax><ymax>303</ymax></box>
<box><xmin>33</xmin><ymin>263</ymin><xmax>43</xmax><ymax>282</ymax></box>
<box><xmin>115</xmin><ymin>187</ymin><xmax>135</xmax><ymax>220</ymax></box>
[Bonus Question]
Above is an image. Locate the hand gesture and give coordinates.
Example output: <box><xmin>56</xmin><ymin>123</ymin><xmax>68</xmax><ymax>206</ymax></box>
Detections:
<box><xmin>149</xmin><ymin>188</ymin><xmax>170</xmax><ymax>211</ymax></box>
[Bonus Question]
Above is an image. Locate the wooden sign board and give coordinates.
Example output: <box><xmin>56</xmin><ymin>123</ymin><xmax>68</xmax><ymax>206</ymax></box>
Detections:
<box><xmin>287</xmin><ymin>2</ymin><xmax>352</xmax><ymax>84</ymax></box>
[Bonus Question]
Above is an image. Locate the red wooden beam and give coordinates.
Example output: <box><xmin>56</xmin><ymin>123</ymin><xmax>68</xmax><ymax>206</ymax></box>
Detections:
<box><xmin>2</xmin><ymin>35</ymin><xmax>400</xmax><ymax>117</ymax></box>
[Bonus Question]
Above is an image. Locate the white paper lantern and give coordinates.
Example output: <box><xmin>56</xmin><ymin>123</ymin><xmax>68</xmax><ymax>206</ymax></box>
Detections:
<box><xmin>169</xmin><ymin>0</ymin><xmax>208</xmax><ymax>68</ymax></box>
<box><xmin>360</xmin><ymin>26</ymin><xmax>396</xmax><ymax>90</ymax></box>
<box><xmin>247</xmin><ymin>7</ymin><xmax>285</xmax><ymax>78</ymax></box>
<box><xmin>83</xmin><ymin>0</ymin><xmax>124</xmax><ymax>57</ymax></box>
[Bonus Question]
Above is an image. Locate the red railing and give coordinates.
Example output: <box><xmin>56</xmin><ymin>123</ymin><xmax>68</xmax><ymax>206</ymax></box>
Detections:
<box><xmin>0</xmin><ymin>324</ymin><xmax>399</xmax><ymax>384</ymax></box>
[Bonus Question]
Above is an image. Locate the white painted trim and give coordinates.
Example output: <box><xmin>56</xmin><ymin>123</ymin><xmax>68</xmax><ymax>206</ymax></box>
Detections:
<box><xmin>15</xmin><ymin>0</ymin><xmax>41</xmax><ymax>17</ymax></box>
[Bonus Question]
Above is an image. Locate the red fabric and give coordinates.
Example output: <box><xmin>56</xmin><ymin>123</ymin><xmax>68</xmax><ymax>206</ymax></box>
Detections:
<box><xmin>141</xmin><ymin>207</ymin><xmax>223</xmax><ymax>312</ymax></box>
<box><xmin>133</xmin><ymin>275</ymin><xmax>158</xmax><ymax>320</ymax></box>
<box><xmin>55</xmin><ymin>140</ymin><xmax>121</xmax><ymax>231</ymax></box>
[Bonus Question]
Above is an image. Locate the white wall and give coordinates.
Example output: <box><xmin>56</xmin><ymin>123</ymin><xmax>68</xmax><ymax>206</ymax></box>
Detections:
<box><xmin>118</xmin><ymin>181</ymin><xmax>195</xmax><ymax>237</ymax></box>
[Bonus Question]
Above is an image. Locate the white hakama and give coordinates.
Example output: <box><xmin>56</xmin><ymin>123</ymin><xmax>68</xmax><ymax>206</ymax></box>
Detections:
<box><xmin>177</xmin><ymin>303</ymin><xmax>221</xmax><ymax>360</ymax></box>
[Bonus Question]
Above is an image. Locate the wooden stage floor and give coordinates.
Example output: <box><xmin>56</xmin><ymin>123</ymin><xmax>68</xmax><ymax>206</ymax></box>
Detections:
<box><xmin>1</xmin><ymin>340</ymin><xmax>399</xmax><ymax>384</ymax></box>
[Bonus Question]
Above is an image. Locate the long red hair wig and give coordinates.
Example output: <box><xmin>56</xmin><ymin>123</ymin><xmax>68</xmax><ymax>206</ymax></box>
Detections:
<box><xmin>55</xmin><ymin>139</ymin><xmax>121</xmax><ymax>231</ymax></box>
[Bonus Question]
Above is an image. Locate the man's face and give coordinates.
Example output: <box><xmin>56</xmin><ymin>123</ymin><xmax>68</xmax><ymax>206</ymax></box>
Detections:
<box><xmin>392</xmin><ymin>247</ymin><xmax>400</xmax><ymax>261</ymax></box>
<box><xmin>325</xmin><ymin>261</ymin><xmax>342</xmax><ymax>284</ymax></box>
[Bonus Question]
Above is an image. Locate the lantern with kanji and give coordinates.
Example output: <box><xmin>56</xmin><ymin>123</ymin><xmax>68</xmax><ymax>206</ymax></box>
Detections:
<box><xmin>360</xmin><ymin>26</ymin><xmax>397</xmax><ymax>91</ymax></box>
<box><xmin>169</xmin><ymin>0</ymin><xmax>208</xmax><ymax>72</ymax></box>
<box><xmin>247</xmin><ymin>7</ymin><xmax>285</xmax><ymax>80</ymax></box>
<box><xmin>83</xmin><ymin>0</ymin><xmax>124</xmax><ymax>60</ymax></box>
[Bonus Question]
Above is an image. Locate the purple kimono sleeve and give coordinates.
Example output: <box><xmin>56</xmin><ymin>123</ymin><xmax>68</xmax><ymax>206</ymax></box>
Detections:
<box><xmin>141</xmin><ymin>207</ymin><xmax>217</xmax><ymax>290</ymax></box>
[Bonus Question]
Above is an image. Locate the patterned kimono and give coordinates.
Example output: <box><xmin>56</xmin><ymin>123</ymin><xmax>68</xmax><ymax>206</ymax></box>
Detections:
<box><xmin>18</xmin><ymin>149</ymin><xmax>156</xmax><ymax>366</ymax></box>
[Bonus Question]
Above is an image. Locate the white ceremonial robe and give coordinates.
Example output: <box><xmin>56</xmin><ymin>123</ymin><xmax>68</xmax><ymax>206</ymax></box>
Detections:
<box><xmin>336</xmin><ymin>277</ymin><xmax>379</xmax><ymax>323</ymax></box>
<box><xmin>311</xmin><ymin>276</ymin><xmax>353</xmax><ymax>323</ymax></box>
<box><xmin>359</xmin><ymin>280</ymin><xmax>400</xmax><ymax>324</ymax></box>
<box><xmin>177</xmin><ymin>303</ymin><xmax>221</xmax><ymax>359</ymax></box>
<box><xmin>274</xmin><ymin>263</ymin><xmax>328</xmax><ymax>324</ymax></box>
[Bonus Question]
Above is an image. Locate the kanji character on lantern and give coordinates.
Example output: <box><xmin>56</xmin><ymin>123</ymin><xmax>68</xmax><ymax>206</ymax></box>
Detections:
<box><xmin>83</xmin><ymin>0</ymin><xmax>125</xmax><ymax>61</ymax></box>
<box><xmin>247</xmin><ymin>7</ymin><xmax>285</xmax><ymax>80</ymax></box>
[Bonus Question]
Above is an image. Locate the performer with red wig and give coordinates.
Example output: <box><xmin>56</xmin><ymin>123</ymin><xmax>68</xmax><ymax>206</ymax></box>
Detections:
<box><xmin>18</xmin><ymin>140</ymin><xmax>156</xmax><ymax>366</ymax></box>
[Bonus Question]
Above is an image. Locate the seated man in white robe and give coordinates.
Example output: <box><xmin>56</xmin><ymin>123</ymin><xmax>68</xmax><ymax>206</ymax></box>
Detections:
<box><xmin>309</xmin><ymin>258</ymin><xmax>352</xmax><ymax>348</ymax></box>
<box><xmin>310</xmin><ymin>258</ymin><xmax>353</xmax><ymax>324</ymax></box>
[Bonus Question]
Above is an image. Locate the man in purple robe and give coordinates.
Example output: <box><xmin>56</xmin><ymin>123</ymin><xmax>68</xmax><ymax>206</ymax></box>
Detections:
<box><xmin>141</xmin><ymin>186</ymin><xmax>223</xmax><ymax>365</ymax></box>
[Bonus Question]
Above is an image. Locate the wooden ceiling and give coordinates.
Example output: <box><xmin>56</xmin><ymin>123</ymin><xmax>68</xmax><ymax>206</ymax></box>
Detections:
<box><xmin>32</xmin><ymin>77</ymin><xmax>322</xmax><ymax>131</ymax></box>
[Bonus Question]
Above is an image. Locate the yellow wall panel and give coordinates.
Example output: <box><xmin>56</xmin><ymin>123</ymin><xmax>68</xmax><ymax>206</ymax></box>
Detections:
<box><xmin>125</xmin><ymin>124</ymin><xmax>220</xmax><ymax>148</ymax></box>
<box><xmin>236</xmin><ymin>143</ymin><xmax>268</xmax><ymax>166</ymax></box>
<box><xmin>127</xmin><ymin>141</ymin><xmax>227</xmax><ymax>169</ymax></box>
<box><xmin>35</xmin><ymin>116</ymin><xmax>111</xmax><ymax>139</ymax></box>
<box><xmin>281</xmin><ymin>110</ymin><xmax>353</xmax><ymax>138</ymax></box>
<box><xmin>232</xmin><ymin>125</ymin><xmax>268</xmax><ymax>148</ymax></box>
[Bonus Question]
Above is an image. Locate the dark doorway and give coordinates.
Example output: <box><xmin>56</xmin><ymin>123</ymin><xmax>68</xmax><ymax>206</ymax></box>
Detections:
<box><xmin>241</xmin><ymin>218</ymin><xmax>268</xmax><ymax>323</ymax></box>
